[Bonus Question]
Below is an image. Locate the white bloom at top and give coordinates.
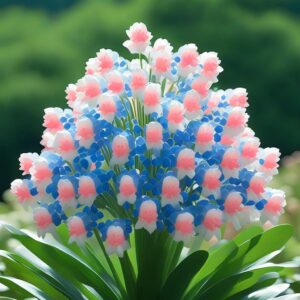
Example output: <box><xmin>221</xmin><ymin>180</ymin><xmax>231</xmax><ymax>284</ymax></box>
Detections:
<box><xmin>123</xmin><ymin>22</ymin><xmax>152</xmax><ymax>54</ymax></box>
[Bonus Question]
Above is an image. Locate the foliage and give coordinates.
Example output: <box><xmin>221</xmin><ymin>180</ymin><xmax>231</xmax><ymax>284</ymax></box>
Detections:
<box><xmin>0</xmin><ymin>223</ymin><xmax>298</xmax><ymax>299</ymax></box>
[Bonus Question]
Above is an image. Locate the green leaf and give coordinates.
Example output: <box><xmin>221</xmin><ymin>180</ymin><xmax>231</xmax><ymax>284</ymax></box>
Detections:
<box><xmin>183</xmin><ymin>240</ymin><xmax>238</xmax><ymax>299</ymax></box>
<box><xmin>241</xmin><ymin>224</ymin><xmax>293</xmax><ymax>267</ymax></box>
<box><xmin>160</xmin><ymin>250</ymin><xmax>208</xmax><ymax>300</ymax></box>
<box><xmin>233</xmin><ymin>225</ymin><xmax>264</xmax><ymax>245</ymax></box>
<box><xmin>196</xmin><ymin>266</ymin><xmax>284</xmax><ymax>300</ymax></box>
<box><xmin>246</xmin><ymin>283</ymin><xmax>290</xmax><ymax>299</ymax></box>
<box><xmin>0</xmin><ymin>250</ymin><xmax>84</xmax><ymax>300</ymax></box>
<box><xmin>0</xmin><ymin>275</ymin><xmax>50</xmax><ymax>300</ymax></box>
<box><xmin>0</xmin><ymin>223</ymin><xmax>120</xmax><ymax>300</ymax></box>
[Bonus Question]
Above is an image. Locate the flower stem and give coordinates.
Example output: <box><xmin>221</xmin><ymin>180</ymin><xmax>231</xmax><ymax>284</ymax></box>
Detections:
<box><xmin>93</xmin><ymin>229</ymin><xmax>128</xmax><ymax>300</ymax></box>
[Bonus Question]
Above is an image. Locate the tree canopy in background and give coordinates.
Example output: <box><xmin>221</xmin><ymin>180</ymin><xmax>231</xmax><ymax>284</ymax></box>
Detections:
<box><xmin>1</xmin><ymin>0</ymin><xmax>300</xmax><ymax>195</ymax></box>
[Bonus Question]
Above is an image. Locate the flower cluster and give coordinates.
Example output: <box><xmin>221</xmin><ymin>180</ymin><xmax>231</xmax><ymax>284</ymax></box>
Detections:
<box><xmin>11</xmin><ymin>22</ymin><xmax>285</xmax><ymax>257</ymax></box>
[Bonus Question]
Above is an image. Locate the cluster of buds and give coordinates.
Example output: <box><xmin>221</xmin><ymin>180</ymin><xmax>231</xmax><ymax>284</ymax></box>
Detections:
<box><xmin>11</xmin><ymin>22</ymin><xmax>285</xmax><ymax>257</ymax></box>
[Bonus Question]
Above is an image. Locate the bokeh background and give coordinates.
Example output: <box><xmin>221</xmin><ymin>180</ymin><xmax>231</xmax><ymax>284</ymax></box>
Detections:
<box><xmin>1</xmin><ymin>0</ymin><xmax>300</xmax><ymax>257</ymax></box>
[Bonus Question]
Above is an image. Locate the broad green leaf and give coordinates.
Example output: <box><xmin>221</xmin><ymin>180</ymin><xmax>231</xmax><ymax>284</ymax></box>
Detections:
<box><xmin>160</xmin><ymin>250</ymin><xmax>208</xmax><ymax>300</ymax></box>
<box><xmin>229</xmin><ymin>272</ymin><xmax>279</xmax><ymax>300</ymax></box>
<box><xmin>0</xmin><ymin>223</ymin><xmax>120</xmax><ymax>300</ymax></box>
<box><xmin>241</xmin><ymin>224</ymin><xmax>293</xmax><ymax>267</ymax></box>
<box><xmin>0</xmin><ymin>275</ymin><xmax>50</xmax><ymax>300</ymax></box>
<box><xmin>183</xmin><ymin>240</ymin><xmax>238</xmax><ymax>299</ymax></box>
<box><xmin>196</xmin><ymin>266</ymin><xmax>284</xmax><ymax>299</ymax></box>
<box><xmin>246</xmin><ymin>283</ymin><xmax>289</xmax><ymax>299</ymax></box>
<box><xmin>233</xmin><ymin>225</ymin><xmax>263</xmax><ymax>246</ymax></box>
<box><xmin>0</xmin><ymin>250</ymin><xmax>83</xmax><ymax>300</ymax></box>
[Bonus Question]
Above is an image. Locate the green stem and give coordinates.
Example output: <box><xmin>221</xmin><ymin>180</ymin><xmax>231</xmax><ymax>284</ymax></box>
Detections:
<box><xmin>139</xmin><ymin>53</ymin><xmax>143</xmax><ymax>69</ymax></box>
<box><xmin>93</xmin><ymin>229</ymin><xmax>128</xmax><ymax>300</ymax></box>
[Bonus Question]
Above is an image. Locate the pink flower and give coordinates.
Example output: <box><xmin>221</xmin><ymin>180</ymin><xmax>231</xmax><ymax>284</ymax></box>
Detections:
<box><xmin>123</xmin><ymin>22</ymin><xmax>152</xmax><ymax>54</ymax></box>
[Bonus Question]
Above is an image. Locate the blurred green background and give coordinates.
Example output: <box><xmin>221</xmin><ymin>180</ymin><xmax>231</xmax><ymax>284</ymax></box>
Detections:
<box><xmin>1</xmin><ymin>0</ymin><xmax>300</xmax><ymax>195</ymax></box>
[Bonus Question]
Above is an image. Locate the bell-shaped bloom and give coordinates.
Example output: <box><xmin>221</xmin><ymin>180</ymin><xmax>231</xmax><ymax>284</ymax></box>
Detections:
<box><xmin>177</xmin><ymin>149</ymin><xmax>195</xmax><ymax>180</ymax></box>
<box><xmin>161</xmin><ymin>176</ymin><xmax>182</xmax><ymax>207</ymax></box>
<box><xmin>261</xmin><ymin>189</ymin><xmax>286</xmax><ymax>225</ymax></box>
<box><xmin>110</xmin><ymin>135</ymin><xmax>130</xmax><ymax>166</ymax></box>
<box><xmin>167</xmin><ymin>101</ymin><xmax>185</xmax><ymax>132</ymax></box>
<box><xmin>143</xmin><ymin>83</ymin><xmax>161</xmax><ymax>115</ymax></box>
<box><xmin>201</xmin><ymin>209</ymin><xmax>223</xmax><ymax>240</ymax></box>
<box><xmin>135</xmin><ymin>199</ymin><xmax>158</xmax><ymax>233</ymax></box>
<box><xmin>202</xmin><ymin>168</ymin><xmax>222</xmax><ymax>198</ymax></box>
<box><xmin>43</xmin><ymin>108</ymin><xmax>64</xmax><ymax>133</ymax></box>
<box><xmin>96</xmin><ymin>49</ymin><xmax>116</xmax><ymax>75</ymax></box>
<box><xmin>228</xmin><ymin>88</ymin><xmax>248</xmax><ymax>108</ymax></box>
<box><xmin>183</xmin><ymin>90</ymin><xmax>201</xmax><ymax>120</ymax></box>
<box><xmin>199</xmin><ymin>52</ymin><xmax>223</xmax><ymax>82</ymax></box>
<box><xmin>10</xmin><ymin>179</ymin><xmax>33</xmax><ymax>205</ymax></box>
<box><xmin>150</xmin><ymin>40</ymin><xmax>173</xmax><ymax>77</ymax></box>
<box><xmin>98</xmin><ymin>94</ymin><xmax>117</xmax><ymax>122</ymax></box>
<box><xmin>53</xmin><ymin>130</ymin><xmax>76</xmax><ymax>161</ymax></box>
<box><xmin>123</xmin><ymin>22</ymin><xmax>152</xmax><ymax>54</ymax></box>
<box><xmin>76</xmin><ymin>117</ymin><xmax>94</xmax><ymax>148</ymax></box>
<box><xmin>247</xmin><ymin>173</ymin><xmax>267</xmax><ymax>201</ymax></box>
<box><xmin>77</xmin><ymin>75</ymin><xmax>101</xmax><ymax>106</ymax></box>
<box><xmin>223</xmin><ymin>192</ymin><xmax>244</xmax><ymax>230</ymax></box>
<box><xmin>19</xmin><ymin>153</ymin><xmax>39</xmax><ymax>175</ymax></box>
<box><xmin>191</xmin><ymin>77</ymin><xmax>212</xmax><ymax>100</ymax></box>
<box><xmin>146</xmin><ymin>122</ymin><xmax>163</xmax><ymax>150</ymax></box>
<box><xmin>68</xmin><ymin>216</ymin><xmax>87</xmax><ymax>245</ymax></box>
<box><xmin>130</xmin><ymin>69</ymin><xmax>147</xmax><ymax>98</ymax></box>
<box><xmin>240</xmin><ymin>137</ymin><xmax>260</xmax><ymax>165</ymax></box>
<box><xmin>152</xmin><ymin>38</ymin><xmax>173</xmax><ymax>53</ymax></box>
<box><xmin>57</xmin><ymin>179</ymin><xmax>76</xmax><ymax>208</ymax></box>
<box><xmin>65</xmin><ymin>83</ymin><xmax>77</xmax><ymax>107</ymax></box>
<box><xmin>107</xmin><ymin>71</ymin><xmax>124</xmax><ymax>95</ymax></box>
<box><xmin>206</xmin><ymin>91</ymin><xmax>222</xmax><ymax>111</ymax></box>
<box><xmin>221</xmin><ymin>148</ymin><xmax>241</xmax><ymax>178</ymax></box>
<box><xmin>29</xmin><ymin>158</ymin><xmax>52</xmax><ymax>183</ymax></box>
<box><xmin>78</xmin><ymin>176</ymin><xmax>97</xmax><ymax>206</ymax></box>
<box><xmin>195</xmin><ymin>123</ymin><xmax>215</xmax><ymax>153</ymax></box>
<box><xmin>224</xmin><ymin>108</ymin><xmax>248</xmax><ymax>137</ymax></box>
<box><xmin>33</xmin><ymin>207</ymin><xmax>54</xmax><ymax>238</ymax></box>
<box><xmin>177</xmin><ymin>44</ymin><xmax>199</xmax><ymax>77</ymax></box>
<box><xmin>173</xmin><ymin>212</ymin><xmax>195</xmax><ymax>245</ymax></box>
<box><xmin>257</xmin><ymin>148</ymin><xmax>280</xmax><ymax>177</ymax></box>
<box><xmin>105</xmin><ymin>225</ymin><xmax>130</xmax><ymax>257</ymax></box>
<box><xmin>117</xmin><ymin>175</ymin><xmax>137</xmax><ymax>205</ymax></box>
